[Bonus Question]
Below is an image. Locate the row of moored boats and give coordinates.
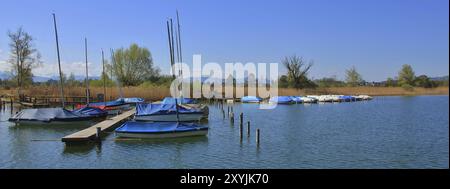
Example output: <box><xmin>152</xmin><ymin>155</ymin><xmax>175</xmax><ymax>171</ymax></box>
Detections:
<box><xmin>9</xmin><ymin>97</ymin><xmax>210</xmax><ymax>139</ymax></box>
<box><xmin>241</xmin><ymin>95</ymin><xmax>373</xmax><ymax>104</ymax></box>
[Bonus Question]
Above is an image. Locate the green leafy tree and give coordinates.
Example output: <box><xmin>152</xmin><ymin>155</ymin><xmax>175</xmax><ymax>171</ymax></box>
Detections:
<box><xmin>111</xmin><ymin>44</ymin><xmax>159</xmax><ymax>86</ymax></box>
<box><xmin>7</xmin><ymin>27</ymin><xmax>42</xmax><ymax>96</ymax></box>
<box><xmin>345</xmin><ymin>66</ymin><xmax>363</xmax><ymax>87</ymax></box>
<box><xmin>385</xmin><ymin>77</ymin><xmax>396</xmax><ymax>87</ymax></box>
<box><xmin>398</xmin><ymin>64</ymin><xmax>415</xmax><ymax>86</ymax></box>
<box><xmin>414</xmin><ymin>75</ymin><xmax>437</xmax><ymax>88</ymax></box>
<box><xmin>282</xmin><ymin>55</ymin><xmax>314</xmax><ymax>89</ymax></box>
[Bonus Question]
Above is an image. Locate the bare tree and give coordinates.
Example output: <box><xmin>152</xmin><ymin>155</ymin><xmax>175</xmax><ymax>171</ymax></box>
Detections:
<box><xmin>7</xmin><ymin>27</ymin><xmax>41</xmax><ymax>97</ymax></box>
<box><xmin>282</xmin><ymin>55</ymin><xmax>314</xmax><ymax>89</ymax></box>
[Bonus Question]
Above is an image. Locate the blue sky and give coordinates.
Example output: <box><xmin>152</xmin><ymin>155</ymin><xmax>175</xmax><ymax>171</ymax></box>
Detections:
<box><xmin>0</xmin><ymin>0</ymin><xmax>448</xmax><ymax>81</ymax></box>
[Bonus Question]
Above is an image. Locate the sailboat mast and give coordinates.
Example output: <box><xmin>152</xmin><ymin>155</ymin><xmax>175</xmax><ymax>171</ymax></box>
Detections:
<box><xmin>176</xmin><ymin>10</ymin><xmax>183</xmax><ymax>77</ymax></box>
<box><xmin>84</xmin><ymin>38</ymin><xmax>90</xmax><ymax>105</ymax></box>
<box><xmin>166</xmin><ymin>20</ymin><xmax>175</xmax><ymax>79</ymax></box>
<box><xmin>101</xmin><ymin>49</ymin><xmax>106</xmax><ymax>106</ymax></box>
<box><xmin>52</xmin><ymin>13</ymin><xmax>65</xmax><ymax>108</ymax></box>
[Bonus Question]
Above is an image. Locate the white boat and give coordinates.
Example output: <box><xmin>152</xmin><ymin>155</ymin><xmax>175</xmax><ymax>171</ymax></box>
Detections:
<box><xmin>300</xmin><ymin>96</ymin><xmax>317</xmax><ymax>103</ymax></box>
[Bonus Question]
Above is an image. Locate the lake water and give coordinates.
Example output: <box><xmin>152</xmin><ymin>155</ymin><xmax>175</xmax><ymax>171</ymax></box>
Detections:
<box><xmin>0</xmin><ymin>96</ymin><xmax>448</xmax><ymax>168</ymax></box>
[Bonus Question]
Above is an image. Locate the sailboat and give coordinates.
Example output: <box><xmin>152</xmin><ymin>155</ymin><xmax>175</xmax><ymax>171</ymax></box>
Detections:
<box><xmin>76</xmin><ymin>49</ymin><xmax>131</xmax><ymax>115</ymax></box>
<box><xmin>115</xmin><ymin>11</ymin><xmax>207</xmax><ymax>138</ymax></box>
<box><xmin>9</xmin><ymin>14</ymin><xmax>107</xmax><ymax>126</ymax></box>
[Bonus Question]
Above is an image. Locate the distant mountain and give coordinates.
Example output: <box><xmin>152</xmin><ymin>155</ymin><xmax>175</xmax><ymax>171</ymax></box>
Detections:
<box><xmin>0</xmin><ymin>71</ymin><xmax>10</xmax><ymax>80</ymax></box>
<box><xmin>33</xmin><ymin>75</ymin><xmax>101</xmax><ymax>82</ymax></box>
<box><xmin>430</xmin><ymin>76</ymin><xmax>449</xmax><ymax>81</ymax></box>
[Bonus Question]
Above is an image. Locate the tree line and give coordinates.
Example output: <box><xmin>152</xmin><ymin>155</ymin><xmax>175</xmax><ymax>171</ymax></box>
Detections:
<box><xmin>279</xmin><ymin>55</ymin><xmax>448</xmax><ymax>89</ymax></box>
<box><xmin>1</xmin><ymin>28</ymin><xmax>448</xmax><ymax>93</ymax></box>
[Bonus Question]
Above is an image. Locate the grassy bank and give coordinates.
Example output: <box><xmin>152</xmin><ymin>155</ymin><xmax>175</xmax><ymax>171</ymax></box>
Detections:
<box><xmin>1</xmin><ymin>86</ymin><xmax>448</xmax><ymax>101</ymax></box>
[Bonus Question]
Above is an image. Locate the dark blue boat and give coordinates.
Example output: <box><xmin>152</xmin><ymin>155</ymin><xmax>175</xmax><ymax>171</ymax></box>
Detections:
<box><xmin>241</xmin><ymin>96</ymin><xmax>262</xmax><ymax>103</ymax></box>
<box><xmin>8</xmin><ymin>107</ymin><xmax>107</xmax><ymax>125</ymax></box>
<box><xmin>269</xmin><ymin>96</ymin><xmax>294</xmax><ymax>104</ymax></box>
<box><xmin>161</xmin><ymin>97</ymin><xmax>197</xmax><ymax>104</ymax></box>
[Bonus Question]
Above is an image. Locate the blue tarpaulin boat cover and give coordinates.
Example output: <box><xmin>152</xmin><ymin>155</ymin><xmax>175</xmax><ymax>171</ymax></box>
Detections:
<box><xmin>241</xmin><ymin>96</ymin><xmax>262</xmax><ymax>103</ymax></box>
<box><xmin>87</xmin><ymin>99</ymin><xmax>126</xmax><ymax>107</ymax></box>
<box><xmin>8</xmin><ymin>108</ymin><xmax>102</xmax><ymax>122</ymax></box>
<box><xmin>117</xmin><ymin>97</ymin><xmax>144</xmax><ymax>104</ymax></box>
<box><xmin>115</xmin><ymin>121</ymin><xmax>208</xmax><ymax>133</ymax></box>
<box><xmin>73</xmin><ymin>107</ymin><xmax>108</xmax><ymax>117</ymax></box>
<box><xmin>290</xmin><ymin>96</ymin><xmax>303</xmax><ymax>103</ymax></box>
<box><xmin>135</xmin><ymin>103</ymin><xmax>203</xmax><ymax>116</ymax></box>
<box><xmin>161</xmin><ymin>97</ymin><xmax>197</xmax><ymax>104</ymax></box>
<box><xmin>269</xmin><ymin>96</ymin><xmax>293</xmax><ymax>104</ymax></box>
<box><xmin>339</xmin><ymin>96</ymin><xmax>355</xmax><ymax>101</ymax></box>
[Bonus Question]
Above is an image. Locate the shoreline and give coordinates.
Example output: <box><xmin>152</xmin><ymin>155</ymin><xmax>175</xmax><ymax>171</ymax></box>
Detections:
<box><xmin>1</xmin><ymin>86</ymin><xmax>448</xmax><ymax>101</ymax></box>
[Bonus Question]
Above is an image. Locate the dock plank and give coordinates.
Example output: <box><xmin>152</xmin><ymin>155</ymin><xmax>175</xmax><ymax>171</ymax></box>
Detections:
<box><xmin>62</xmin><ymin>109</ymin><xmax>135</xmax><ymax>142</ymax></box>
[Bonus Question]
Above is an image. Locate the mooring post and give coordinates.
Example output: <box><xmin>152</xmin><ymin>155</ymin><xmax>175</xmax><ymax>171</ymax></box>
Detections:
<box><xmin>10</xmin><ymin>97</ymin><xmax>13</xmax><ymax>113</ymax></box>
<box><xmin>96</xmin><ymin>127</ymin><xmax>101</xmax><ymax>141</ymax></box>
<box><xmin>230</xmin><ymin>112</ymin><xmax>234</xmax><ymax>124</ymax></box>
<box><xmin>239</xmin><ymin>122</ymin><xmax>243</xmax><ymax>140</ymax></box>
<box><xmin>239</xmin><ymin>112</ymin><xmax>243</xmax><ymax>125</ymax></box>
<box><xmin>227</xmin><ymin>106</ymin><xmax>230</xmax><ymax>117</ymax></box>
<box><xmin>256</xmin><ymin>129</ymin><xmax>260</xmax><ymax>145</ymax></box>
<box><xmin>222</xmin><ymin>109</ymin><xmax>225</xmax><ymax>119</ymax></box>
<box><xmin>247</xmin><ymin>121</ymin><xmax>250</xmax><ymax>137</ymax></box>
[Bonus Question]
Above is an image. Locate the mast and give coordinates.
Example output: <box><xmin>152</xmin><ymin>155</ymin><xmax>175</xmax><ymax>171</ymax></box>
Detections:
<box><xmin>176</xmin><ymin>10</ymin><xmax>183</xmax><ymax>77</ymax></box>
<box><xmin>101</xmin><ymin>49</ymin><xmax>106</xmax><ymax>106</ymax></box>
<box><xmin>166</xmin><ymin>20</ymin><xmax>175</xmax><ymax>78</ymax></box>
<box><xmin>52</xmin><ymin>13</ymin><xmax>65</xmax><ymax>108</ymax></box>
<box><xmin>84</xmin><ymin>38</ymin><xmax>90</xmax><ymax>105</ymax></box>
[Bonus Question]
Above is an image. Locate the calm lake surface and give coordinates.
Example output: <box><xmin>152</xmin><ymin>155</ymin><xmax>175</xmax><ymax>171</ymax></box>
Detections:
<box><xmin>0</xmin><ymin>96</ymin><xmax>448</xmax><ymax>168</ymax></box>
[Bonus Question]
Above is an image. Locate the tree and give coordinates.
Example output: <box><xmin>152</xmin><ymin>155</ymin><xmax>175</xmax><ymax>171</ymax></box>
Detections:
<box><xmin>398</xmin><ymin>64</ymin><xmax>415</xmax><ymax>86</ymax></box>
<box><xmin>111</xmin><ymin>44</ymin><xmax>159</xmax><ymax>86</ymax></box>
<box><xmin>282</xmin><ymin>55</ymin><xmax>314</xmax><ymax>89</ymax></box>
<box><xmin>414</xmin><ymin>75</ymin><xmax>437</xmax><ymax>88</ymax></box>
<box><xmin>315</xmin><ymin>76</ymin><xmax>345</xmax><ymax>87</ymax></box>
<box><xmin>7</xmin><ymin>27</ymin><xmax>42</xmax><ymax>96</ymax></box>
<box><xmin>278</xmin><ymin>75</ymin><xmax>289</xmax><ymax>88</ymax></box>
<box><xmin>385</xmin><ymin>77</ymin><xmax>396</xmax><ymax>87</ymax></box>
<box><xmin>345</xmin><ymin>66</ymin><xmax>363</xmax><ymax>87</ymax></box>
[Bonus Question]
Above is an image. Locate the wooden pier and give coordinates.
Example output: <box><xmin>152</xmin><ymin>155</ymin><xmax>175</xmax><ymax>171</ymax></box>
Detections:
<box><xmin>62</xmin><ymin>109</ymin><xmax>136</xmax><ymax>143</ymax></box>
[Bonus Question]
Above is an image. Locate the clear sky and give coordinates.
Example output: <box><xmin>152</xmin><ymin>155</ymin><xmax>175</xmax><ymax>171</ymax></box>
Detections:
<box><xmin>0</xmin><ymin>0</ymin><xmax>448</xmax><ymax>81</ymax></box>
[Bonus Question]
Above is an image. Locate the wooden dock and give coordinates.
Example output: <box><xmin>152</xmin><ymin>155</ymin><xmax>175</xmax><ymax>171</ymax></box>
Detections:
<box><xmin>62</xmin><ymin>109</ymin><xmax>136</xmax><ymax>143</ymax></box>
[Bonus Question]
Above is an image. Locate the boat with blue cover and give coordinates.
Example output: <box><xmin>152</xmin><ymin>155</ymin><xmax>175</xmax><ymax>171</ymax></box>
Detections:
<box><xmin>8</xmin><ymin>107</ymin><xmax>107</xmax><ymax>125</ymax></box>
<box><xmin>241</xmin><ymin>96</ymin><xmax>262</xmax><ymax>103</ymax></box>
<box><xmin>76</xmin><ymin>98</ymin><xmax>130</xmax><ymax>115</ymax></box>
<box><xmin>290</xmin><ymin>96</ymin><xmax>303</xmax><ymax>103</ymax></box>
<box><xmin>115</xmin><ymin>121</ymin><xmax>208</xmax><ymax>138</ymax></box>
<box><xmin>161</xmin><ymin>97</ymin><xmax>197</xmax><ymax>104</ymax></box>
<box><xmin>269</xmin><ymin>96</ymin><xmax>294</xmax><ymax>104</ymax></box>
<box><xmin>134</xmin><ymin>103</ymin><xmax>205</xmax><ymax>122</ymax></box>
<box><xmin>117</xmin><ymin>97</ymin><xmax>145</xmax><ymax>104</ymax></box>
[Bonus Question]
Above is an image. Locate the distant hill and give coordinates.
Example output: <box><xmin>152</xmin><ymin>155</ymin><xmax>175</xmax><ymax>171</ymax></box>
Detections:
<box><xmin>430</xmin><ymin>76</ymin><xmax>449</xmax><ymax>81</ymax></box>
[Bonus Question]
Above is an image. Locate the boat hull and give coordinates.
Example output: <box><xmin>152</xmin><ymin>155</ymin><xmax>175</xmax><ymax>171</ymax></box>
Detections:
<box><xmin>134</xmin><ymin>113</ymin><xmax>204</xmax><ymax>122</ymax></box>
<box><xmin>116</xmin><ymin>129</ymin><xmax>208</xmax><ymax>139</ymax></box>
<box><xmin>9</xmin><ymin>120</ymin><xmax>94</xmax><ymax>126</ymax></box>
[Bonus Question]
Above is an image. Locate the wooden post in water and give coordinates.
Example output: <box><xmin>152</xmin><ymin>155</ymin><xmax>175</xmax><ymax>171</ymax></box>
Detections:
<box><xmin>247</xmin><ymin>121</ymin><xmax>250</xmax><ymax>137</ymax></box>
<box><xmin>239</xmin><ymin>112</ymin><xmax>243</xmax><ymax>126</ymax></box>
<box><xmin>230</xmin><ymin>112</ymin><xmax>234</xmax><ymax>124</ymax></box>
<box><xmin>256</xmin><ymin>129</ymin><xmax>260</xmax><ymax>146</ymax></box>
<box><xmin>239</xmin><ymin>121</ymin><xmax>243</xmax><ymax>140</ymax></box>
<box><xmin>96</xmin><ymin>127</ymin><xmax>101</xmax><ymax>141</ymax></box>
<box><xmin>10</xmin><ymin>97</ymin><xmax>13</xmax><ymax>113</ymax></box>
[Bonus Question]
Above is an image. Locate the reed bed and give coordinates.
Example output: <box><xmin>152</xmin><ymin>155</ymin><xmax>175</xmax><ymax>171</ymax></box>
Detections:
<box><xmin>0</xmin><ymin>86</ymin><xmax>447</xmax><ymax>101</ymax></box>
